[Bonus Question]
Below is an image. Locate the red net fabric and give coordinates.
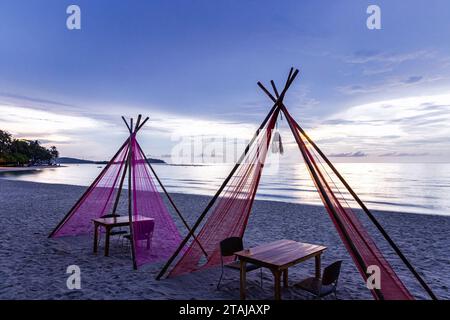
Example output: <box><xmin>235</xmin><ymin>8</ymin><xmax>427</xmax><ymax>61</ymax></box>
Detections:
<box><xmin>283</xmin><ymin>107</ymin><xmax>413</xmax><ymax>300</ymax></box>
<box><xmin>167</xmin><ymin>103</ymin><xmax>413</xmax><ymax>299</ymax></box>
<box><xmin>51</xmin><ymin>141</ymin><xmax>129</xmax><ymax>237</ymax></box>
<box><xmin>169</xmin><ymin>110</ymin><xmax>279</xmax><ymax>276</ymax></box>
<box><xmin>131</xmin><ymin>137</ymin><xmax>183</xmax><ymax>267</ymax></box>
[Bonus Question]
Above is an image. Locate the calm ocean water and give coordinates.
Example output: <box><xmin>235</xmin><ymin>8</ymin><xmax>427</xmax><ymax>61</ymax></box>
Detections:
<box><xmin>1</xmin><ymin>162</ymin><xmax>450</xmax><ymax>216</ymax></box>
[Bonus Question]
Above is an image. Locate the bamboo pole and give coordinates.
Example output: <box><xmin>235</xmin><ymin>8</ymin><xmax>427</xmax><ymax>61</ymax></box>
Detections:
<box><xmin>156</xmin><ymin>68</ymin><xmax>299</xmax><ymax>280</ymax></box>
<box><xmin>128</xmin><ymin>126</ymin><xmax>138</xmax><ymax>269</ymax></box>
<box><xmin>280</xmin><ymin>105</ymin><xmax>383</xmax><ymax>300</ymax></box>
<box><xmin>111</xmin><ymin>148</ymin><xmax>129</xmax><ymax>215</ymax></box>
<box><xmin>292</xmin><ymin>116</ymin><xmax>437</xmax><ymax>300</ymax></box>
<box><xmin>48</xmin><ymin>139</ymin><xmax>130</xmax><ymax>238</ymax></box>
<box><xmin>135</xmin><ymin>142</ymin><xmax>208</xmax><ymax>257</ymax></box>
<box><xmin>259</xmin><ymin>80</ymin><xmax>437</xmax><ymax>300</ymax></box>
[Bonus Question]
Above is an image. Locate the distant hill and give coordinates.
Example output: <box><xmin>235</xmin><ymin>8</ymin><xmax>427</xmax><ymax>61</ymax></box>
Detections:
<box><xmin>57</xmin><ymin>157</ymin><xmax>166</xmax><ymax>164</ymax></box>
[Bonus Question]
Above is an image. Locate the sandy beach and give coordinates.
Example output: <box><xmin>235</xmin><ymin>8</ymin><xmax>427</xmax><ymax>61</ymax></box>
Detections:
<box><xmin>0</xmin><ymin>179</ymin><xmax>448</xmax><ymax>300</ymax></box>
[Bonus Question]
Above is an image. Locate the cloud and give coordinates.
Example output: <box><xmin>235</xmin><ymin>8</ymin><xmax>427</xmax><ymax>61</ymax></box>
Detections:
<box><xmin>378</xmin><ymin>152</ymin><xmax>429</xmax><ymax>157</ymax></box>
<box><xmin>0</xmin><ymin>105</ymin><xmax>107</xmax><ymax>135</ymax></box>
<box><xmin>329</xmin><ymin>151</ymin><xmax>367</xmax><ymax>158</ymax></box>
<box><xmin>344</xmin><ymin>50</ymin><xmax>433</xmax><ymax>65</ymax></box>
<box><xmin>0</xmin><ymin>92</ymin><xmax>75</xmax><ymax>108</ymax></box>
<box><xmin>3</xmin><ymin>89</ymin><xmax>450</xmax><ymax>162</ymax></box>
<box><xmin>342</xmin><ymin>49</ymin><xmax>445</xmax><ymax>79</ymax></box>
<box><xmin>337</xmin><ymin>75</ymin><xmax>441</xmax><ymax>95</ymax></box>
<box><xmin>402</xmin><ymin>76</ymin><xmax>423</xmax><ymax>84</ymax></box>
<box><xmin>310</xmin><ymin>94</ymin><xmax>450</xmax><ymax>160</ymax></box>
<box><xmin>0</xmin><ymin>101</ymin><xmax>263</xmax><ymax>160</ymax></box>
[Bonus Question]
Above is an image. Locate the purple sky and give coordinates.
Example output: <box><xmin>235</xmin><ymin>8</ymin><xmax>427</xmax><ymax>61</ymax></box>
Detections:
<box><xmin>1</xmin><ymin>0</ymin><xmax>450</xmax><ymax>163</ymax></box>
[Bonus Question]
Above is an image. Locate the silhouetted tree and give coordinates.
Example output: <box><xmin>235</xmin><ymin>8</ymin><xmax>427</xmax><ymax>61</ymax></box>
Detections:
<box><xmin>0</xmin><ymin>130</ymin><xmax>58</xmax><ymax>166</ymax></box>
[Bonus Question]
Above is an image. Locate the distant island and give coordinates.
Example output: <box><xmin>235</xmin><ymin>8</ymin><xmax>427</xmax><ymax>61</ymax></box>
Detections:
<box><xmin>57</xmin><ymin>157</ymin><xmax>166</xmax><ymax>164</ymax></box>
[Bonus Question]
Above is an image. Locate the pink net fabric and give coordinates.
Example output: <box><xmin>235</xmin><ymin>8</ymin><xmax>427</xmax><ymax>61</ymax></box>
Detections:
<box><xmin>131</xmin><ymin>137</ymin><xmax>183</xmax><ymax>267</ymax></box>
<box><xmin>168</xmin><ymin>110</ymin><xmax>279</xmax><ymax>276</ymax></box>
<box><xmin>51</xmin><ymin>141</ymin><xmax>129</xmax><ymax>237</ymax></box>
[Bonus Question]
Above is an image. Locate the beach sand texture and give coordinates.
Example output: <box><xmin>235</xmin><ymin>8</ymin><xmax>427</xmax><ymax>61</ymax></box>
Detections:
<box><xmin>0</xmin><ymin>179</ymin><xmax>448</xmax><ymax>300</ymax></box>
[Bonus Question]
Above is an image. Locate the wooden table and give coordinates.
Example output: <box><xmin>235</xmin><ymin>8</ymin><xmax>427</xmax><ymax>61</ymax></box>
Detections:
<box><xmin>92</xmin><ymin>215</ymin><xmax>154</xmax><ymax>256</ymax></box>
<box><xmin>235</xmin><ymin>239</ymin><xmax>327</xmax><ymax>300</ymax></box>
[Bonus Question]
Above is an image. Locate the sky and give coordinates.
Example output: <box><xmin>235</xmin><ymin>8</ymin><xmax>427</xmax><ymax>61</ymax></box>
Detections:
<box><xmin>0</xmin><ymin>0</ymin><xmax>450</xmax><ymax>163</ymax></box>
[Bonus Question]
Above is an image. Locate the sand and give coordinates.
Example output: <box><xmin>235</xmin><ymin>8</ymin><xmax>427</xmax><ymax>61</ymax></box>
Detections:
<box><xmin>0</xmin><ymin>179</ymin><xmax>448</xmax><ymax>300</ymax></box>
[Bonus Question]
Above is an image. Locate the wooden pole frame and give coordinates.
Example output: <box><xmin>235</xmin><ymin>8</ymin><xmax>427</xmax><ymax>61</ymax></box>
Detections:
<box><xmin>111</xmin><ymin>150</ymin><xmax>129</xmax><ymax>215</ymax></box>
<box><xmin>279</xmin><ymin>104</ymin><xmax>382</xmax><ymax>299</ymax></box>
<box><xmin>50</xmin><ymin>114</ymin><xmax>183</xmax><ymax>270</ymax></box>
<box><xmin>115</xmin><ymin>115</ymin><xmax>149</xmax><ymax>216</ymax></box>
<box><xmin>155</xmin><ymin>68</ymin><xmax>299</xmax><ymax>280</ymax></box>
<box><xmin>259</xmin><ymin>78</ymin><xmax>437</xmax><ymax>300</ymax></box>
<box><xmin>126</xmin><ymin>114</ymin><xmax>200</xmax><ymax>268</ymax></box>
<box><xmin>48</xmin><ymin>139</ymin><xmax>130</xmax><ymax>238</ymax></box>
<box><xmin>135</xmin><ymin>142</ymin><xmax>208</xmax><ymax>257</ymax></box>
<box><xmin>127</xmin><ymin>117</ymin><xmax>138</xmax><ymax>269</ymax></box>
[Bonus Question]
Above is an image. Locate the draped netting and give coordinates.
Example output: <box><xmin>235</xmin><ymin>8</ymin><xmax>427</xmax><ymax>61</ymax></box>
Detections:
<box><xmin>51</xmin><ymin>131</ymin><xmax>184</xmax><ymax>269</ymax></box>
<box><xmin>166</xmin><ymin>102</ymin><xmax>414</xmax><ymax>299</ymax></box>
<box><xmin>51</xmin><ymin>140</ymin><xmax>129</xmax><ymax>237</ymax></box>
<box><xmin>131</xmin><ymin>137</ymin><xmax>183</xmax><ymax>267</ymax></box>
<box><xmin>282</xmin><ymin>106</ymin><xmax>414</xmax><ymax>300</ymax></box>
<box><xmin>169</xmin><ymin>109</ymin><xmax>280</xmax><ymax>276</ymax></box>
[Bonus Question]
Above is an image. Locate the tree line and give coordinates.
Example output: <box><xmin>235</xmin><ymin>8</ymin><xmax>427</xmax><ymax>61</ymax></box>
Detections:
<box><xmin>0</xmin><ymin>130</ymin><xmax>59</xmax><ymax>166</ymax></box>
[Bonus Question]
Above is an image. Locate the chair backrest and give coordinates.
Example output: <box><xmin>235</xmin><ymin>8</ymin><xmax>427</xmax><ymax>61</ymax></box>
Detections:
<box><xmin>220</xmin><ymin>237</ymin><xmax>243</xmax><ymax>257</ymax></box>
<box><xmin>322</xmin><ymin>260</ymin><xmax>343</xmax><ymax>286</ymax></box>
<box><xmin>133</xmin><ymin>220</ymin><xmax>155</xmax><ymax>240</ymax></box>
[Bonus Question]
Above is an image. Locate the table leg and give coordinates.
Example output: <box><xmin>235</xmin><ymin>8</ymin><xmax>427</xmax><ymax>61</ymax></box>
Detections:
<box><xmin>283</xmin><ymin>269</ymin><xmax>289</xmax><ymax>288</ymax></box>
<box><xmin>105</xmin><ymin>227</ymin><xmax>111</xmax><ymax>257</ymax></box>
<box><xmin>93</xmin><ymin>224</ymin><xmax>99</xmax><ymax>253</ymax></box>
<box><xmin>315</xmin><ymin>254</ymin><xmax>322</xmax><ymax>279</ymax></box>
<box><xmin>273</xmin><ymin>270</ymin><xmax>282</xmax><ymax>300</ymax></box>
<box><xmin>240</xmin><ymin>260</ymin><xmax>246</xmax><ymax>300</ymax></box>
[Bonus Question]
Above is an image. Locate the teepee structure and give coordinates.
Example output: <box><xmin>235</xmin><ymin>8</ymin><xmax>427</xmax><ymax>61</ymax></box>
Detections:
<box><xmin>156</xmin><ymin>69</ymin><xmax>437</xmax><ymax>300</ymax></box>
<box><xmin>49</xmin><ymin>115</ymin><xmax>205</xmax><ymax>269</ymax></box>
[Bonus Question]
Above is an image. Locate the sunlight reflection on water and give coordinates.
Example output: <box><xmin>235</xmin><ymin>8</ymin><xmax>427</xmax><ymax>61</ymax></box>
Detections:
<box><xmin>1</xmin><ymin>162</ymin><xmax>450</xmax><ymax>216</ymax></box>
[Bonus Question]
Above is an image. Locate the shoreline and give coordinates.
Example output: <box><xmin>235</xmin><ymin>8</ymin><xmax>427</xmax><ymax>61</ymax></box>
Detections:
<box><xmin>0</xmin><ymin>165</ymin><xmax>65</xmax><ymax>173</ymax></box>
<box><xmin>0</xmin><ymin>179</ymin><xmax>449</xmax><ymax>300</ymax></box>
<box><xmin>0</xmin><ymin>176</ymin><xmax>446</xmax><ymax>219</ymax></box>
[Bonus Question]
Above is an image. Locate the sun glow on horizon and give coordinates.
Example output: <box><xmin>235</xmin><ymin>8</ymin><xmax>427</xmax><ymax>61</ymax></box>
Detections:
<box><xmin>1</xmin><ymin>92</ymin><xmax>450</xmax><ymax>162</ymax></box>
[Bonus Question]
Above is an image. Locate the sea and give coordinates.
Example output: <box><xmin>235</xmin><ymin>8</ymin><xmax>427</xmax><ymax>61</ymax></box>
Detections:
<box><xmin>1</xmin><ymin>162</ymin><xmax>450</xmax><ymax>216</ymax></box>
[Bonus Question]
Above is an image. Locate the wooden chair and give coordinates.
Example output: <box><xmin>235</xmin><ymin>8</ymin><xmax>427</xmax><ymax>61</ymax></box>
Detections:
<box><xmin>217</xmin><ymin>237</ymin><xmax>263</xmax><ymax>290</ymax></box>
<box><xmin>295</xmin><ymin>260</ymin><xmax>342</xmax><ymax>299</ymax></box>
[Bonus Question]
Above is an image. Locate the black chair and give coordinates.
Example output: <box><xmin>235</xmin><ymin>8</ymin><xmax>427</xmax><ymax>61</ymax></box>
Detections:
<box><xmin>295</xmin><ymin>260</ymin><xmax>342</xmax><ymax>299</ymax></box>
<box><xmin>217</xmin><ymin>237</ymin><xmax>263</xmax><ymax>290</ymax></box>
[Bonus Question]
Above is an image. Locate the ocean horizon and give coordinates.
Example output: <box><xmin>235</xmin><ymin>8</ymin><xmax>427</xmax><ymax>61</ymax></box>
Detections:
<box><xmin>1</xmin><ymin>162</ymin><xmax>449</xmax><ymax>217</ymax></box>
